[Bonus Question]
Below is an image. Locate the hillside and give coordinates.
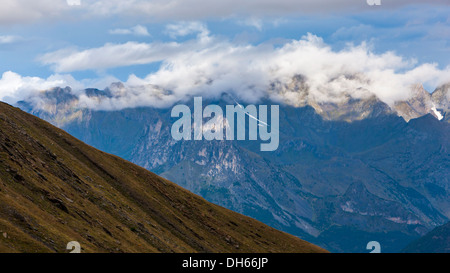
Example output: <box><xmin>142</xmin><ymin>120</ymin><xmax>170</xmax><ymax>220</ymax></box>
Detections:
<box><xmin>0</xmin><ymin>102</ymin><xmax>326</xmax><ymax>253</ymax></box>
<box><xmin>402</xmin><ymin>222</ymin><xmax>450</xmax><ymax>253</ymax></box>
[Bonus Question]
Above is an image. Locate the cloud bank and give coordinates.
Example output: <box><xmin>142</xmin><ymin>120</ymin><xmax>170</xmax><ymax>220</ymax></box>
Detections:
<box><xmin>0</xmin><ymin>0</ymin><xmax>69</xmax><ymax>25</ymax></box>
<box><xmin>21</xmin><ymin>28</ymin><xmax>449</xmax><ymax>111</ymax></box>
<box><xmin>0</xmin><ymin>71</ymin><xmax>118</xmax><ymax>106</ymax></box>
<box><xmin>1</xmin><ymin>0</ymin><xmax>449</xmax><ymax>26</ymax></box>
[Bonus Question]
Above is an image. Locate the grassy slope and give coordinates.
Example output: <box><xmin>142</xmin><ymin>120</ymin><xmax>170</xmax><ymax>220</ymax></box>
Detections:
<box><xmin>0</xmin><ymin>102</ymin><xmax>327</xmax><ymax>253</ymax></box>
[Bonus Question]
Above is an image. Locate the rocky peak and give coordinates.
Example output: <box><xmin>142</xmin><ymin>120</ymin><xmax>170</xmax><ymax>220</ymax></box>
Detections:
<box><xmin>393</xmin><ymin>84</ymin><xmax>442</xmax><ymax>122</ymax></box>
<box><xmin>271</xmin><ymin>74</ymin><xmax>393</xmax><ymax>122</ymax></box>
<box><xmin>431</xmin><ymin>83</ymin><xmax>450</xmax><ymax>122</ymax></box>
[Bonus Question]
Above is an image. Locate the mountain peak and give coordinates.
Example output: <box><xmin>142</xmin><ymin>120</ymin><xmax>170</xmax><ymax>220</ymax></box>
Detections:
<box><xmin>431</xmin><ymin>83</ymin><xmax>450</xmax><ymax>122</ymax></box>
<box><xmin>393</xmin><ymin>83</ymin><xmax>445</xmax><ymax>122</ymax></box>
<box><xmin>270</xmin><ymin>74</ymin><xmax>394</xmax><ymax>122</ymax></box>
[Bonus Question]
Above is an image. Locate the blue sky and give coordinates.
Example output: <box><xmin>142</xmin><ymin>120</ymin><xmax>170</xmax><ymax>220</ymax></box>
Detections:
<box><xmin>0</xmin><ymin>0</ymin><xmax>449</xmax><ymax>108</ymax></box>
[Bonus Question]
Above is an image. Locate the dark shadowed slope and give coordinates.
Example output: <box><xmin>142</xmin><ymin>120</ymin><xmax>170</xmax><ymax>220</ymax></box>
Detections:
<box><xmin>0</xmin><ymin>102</ymin><xmax>326</xmax><ymax>253</ymax></box>
<box><xmin>402</xmin><ymin>222</ymin><xmax>450</xmax><ymax>253</ymax></box>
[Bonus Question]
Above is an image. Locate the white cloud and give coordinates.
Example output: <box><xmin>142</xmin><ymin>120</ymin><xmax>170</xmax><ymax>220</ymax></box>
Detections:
<box><xmin>0</xmin><ymin>71</ymin><xmax>119</xmax><ymax>105</ymax></box>
<box><xmin>109</xmin><ymin>25</ymin><xmax>150</xmax><ymax>36</ymax></box>
<box><xmin>165</xmin><ymin>21</ymin><xmax>209</xmax><ymax>39</ymax></box>
<box><xmin>32</xmin><ymin>28</ymin><xmax>450</xmax><ymax>111</ymax></box>
<box><xmin>238</xmin><ymin>17</ymin><xmax>264</xmax><ymax>31</ymax></box>
<box><xmin>38</xmin><ymin>41</ymin><xmax>184</xmax><ymax>72</ymax></box>
<box><xmin>0</xmin><ymin>35</ymin><xmax>21</xmax><ymax>44</ymax></box>
<box><xmin>0</xmin><ymin>71</ymin><xmax>78</xmax><ymax>103</ymax></box>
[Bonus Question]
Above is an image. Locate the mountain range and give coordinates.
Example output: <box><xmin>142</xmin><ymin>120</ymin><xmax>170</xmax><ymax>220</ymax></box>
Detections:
<box><xmin>15</xmin><ymin>78</ymin><xmax>450</xmax><ymax>253</ymax></box>
<box><xmin>0</xmin><ymin>101</ymin><xmax>326</xmax><ymax>253</ymax></box>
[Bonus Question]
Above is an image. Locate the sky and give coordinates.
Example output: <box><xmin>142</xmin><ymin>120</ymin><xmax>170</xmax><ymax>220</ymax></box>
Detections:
<box><xmin>0</xmin><ymin>0</ymin><xmax>449</xmax><ymax>109</ymax></box>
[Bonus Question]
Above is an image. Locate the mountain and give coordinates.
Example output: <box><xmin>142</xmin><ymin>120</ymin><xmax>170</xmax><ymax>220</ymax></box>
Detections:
<box><xmin>272</xmin><ymin>75</ymin><xmax>448</xmax><ymax>123</ymax></box>
<box><xmin>431</xmin><ymin>83</ymin><xmax>450</xmax><ymax>122</ymax></box>
<box><xmin>392</xmin><ymin>83</ymin><xmax>449</xmax><ymax>123</ymax></box>
<box><xmin>394</xmin><ymin>84</ymin><xmax>436</xmax><ymax>122</ymax></box>
<box><xmin>0</xmin><ymin>101</ymin><xmax>326</xmax><ymax>253</ymax></box>
<box><xmin>14</xmin><ymin>83</ymin><xmax>450</xmax><ymax>253</ymax></box>
<box><xmin>402</xmin><ymin>222</ymin><xmax>450</xmax><ymax>253</ymax></box>
<box><xmin>271</xmin><ymin>74</ymin><xmax>395</xmax><ymax>122</ymax></box>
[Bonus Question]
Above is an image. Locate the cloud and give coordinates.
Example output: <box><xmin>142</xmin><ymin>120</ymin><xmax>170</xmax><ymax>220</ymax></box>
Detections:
<box><xmin>109</xmin><ymin>25</ymin><xmax>150</xmax><ymax>36</ymax></box>
<box><xmin>38</xmin><ymin>23</ymin><xmax>212</xmax><ymax>73</ymax></box>
<box><xmin>31</xmin><ymin>28</ymin><xmax>450</xmax><ymax>111</ymax></box>
<box><xmin>238</xmin><ymin>17</ymin><xmax>264</xmax><ymax>31</ymax></box>
<box><xmin>0</xmin><ymin>0</ymin><xmax>69</xmax><ymax>25</ymax></box>
<box><xmin>66</xmin><ymin>0</ymin><xmax>81</xmax><ymax>6</ymax></box>
<box><xmin>0</xmin><ymin>35</ymin><xmax>22</xmax><ymax>44</ymax></box>
<box><xmin>165</xmin><ymin>21</ymin><xmax>209</xmax><ymax>39</ymax></box>
<box><xmin>1</xmin><ymin>0</ymin><xmax>449</xmax><ymax>25</ymax></box>
<box><xmin>83</xmin><ymin>0</ymin><xmax>450</xmax><ymax>20</ymax></box>
<box><xmin>0</xmin><ymin>71</ymin><xmax>79</xmax><ymax>103</ymax></box>
<box><xmin>38</xmin><ymin>41</ymin><xmax>183</xmax><ymax>72</ymax></box>
<box><xmin>0</xmin><ymin>71</ymin><xmax>119</xmax><ymax>105</ymax></box>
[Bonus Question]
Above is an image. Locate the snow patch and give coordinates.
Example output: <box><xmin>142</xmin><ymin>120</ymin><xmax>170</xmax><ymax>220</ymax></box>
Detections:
<box><xmin>431</xmin><ymin>105</ymin><xmax>444</xmax><ymax>120</ymax></box>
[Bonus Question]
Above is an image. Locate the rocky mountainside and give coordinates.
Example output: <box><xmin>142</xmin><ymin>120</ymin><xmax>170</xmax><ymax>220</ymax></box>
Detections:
<box><xmin>402</xmin><ymin>221</ymin><xmax>450</xmax><ymax>253</ymax></box>
<box><xmin>431</xmin><ymin>83</ymin><xmax>450</xmax><ymax>122</ymax></box>
<box><xmin>271</xmin><ymin>75</ymin><xmax>448</xmax><ymax>123</ymax></box>
<box><xmin>0</xmin><ymin>102</ymin><xmax>326</xmax><ymax>253</ymax></box>
<box><xmin>14</xmin><ymin>82</ymin><xmax>450</xmax><ymax>253</ymax></box>
<box><xmin>394</xmin><ymin>84</ymin><xmax>445</xmax><ymax>122</ymax></box>
<box><xmin>270</xmin><ymin>74</ymin><xmax>395</xmax><ymax>122</ymax></box>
